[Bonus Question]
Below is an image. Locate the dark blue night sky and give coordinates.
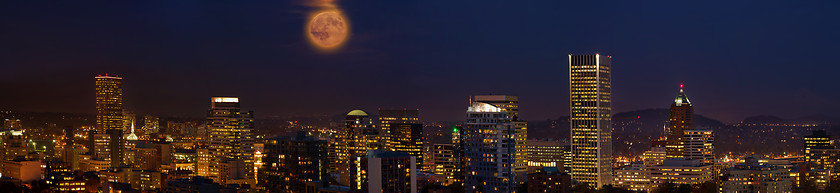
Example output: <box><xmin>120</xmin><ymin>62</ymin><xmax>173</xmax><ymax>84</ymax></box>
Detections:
<box><xmin>1</xmin><ymin>0</ymin><xmax>838</xmax><ymax>122</ymax></box>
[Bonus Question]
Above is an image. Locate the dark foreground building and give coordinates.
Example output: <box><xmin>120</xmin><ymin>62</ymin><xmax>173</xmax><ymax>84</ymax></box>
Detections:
<box><xmin>259</xmin><ymin>132</ymin><xmax>329</xmax><ymax>193</ymax></box>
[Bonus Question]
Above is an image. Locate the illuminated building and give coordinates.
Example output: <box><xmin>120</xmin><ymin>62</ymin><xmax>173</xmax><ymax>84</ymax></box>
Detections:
<box><xmin>720</xmin><ymin>158</ymin><xmax>793</xmax><ymax>193</ymax></box>
<box><xmin>379</xmin><ymin>109</ymin><xmax>422</xmax><ymax>169</ymax></box>
<box><xmin>349</xmin><ymin>150</ymin><xmax>417</xmax><ymax>193</ymax></box>
<box><xmin>648</xmin><ymin>159</ymin><xmax>713</xmax><ymax>186</ymax></box>
<box><xmin>683</xmin><ymin>130</ymin><xmax>714</xmax><ymax>165</ymax></box>
<box><xmin>86</xmin><ymin>159</ymin><xmax>111</xmax><ymax>172</ymax></box>
<box><xmin>3</xmin><ymin>119</ymin><xmax>22</xmax><ymax>130</ymax></box>
<box><xmin>1</xmin><ymin>130</ymin><xmax>27</xmax><ymax>160</ymax></box>
<box><xmin>613</xmin><ymin>162</ymin><xmax>652</xmax><ymax>192</ymax></box>
<box><xmin>387</xmin><ymin>123</ymin><xmax>423</xmax><ymax>167</ymax></box>
<box><xmin>475</xmin><ymin>95</ymin><xmax>527</xmax><ymax>176</ymax></box>
<box><xmin>526</xmin><ymin>167</ymin><xmax>571</xmax><ymax>193</ymax></box>
<box><xmin>432</xmin><ymin>144</ymin><xmax>457</xmax><ymax>185</ymax></box>
<box><xmin>134</xmin><ymin>142</ymin><xmax>160</xmax><ymax>171</ymax></box>
<box><xmin>336</xmin><ymin>109</ymin><xmax>383</xmax><ymax>184</ymax></box>
<box><xmin>328</xmin><ymin>131</ymin><xmax>346</xmax><ymax>174</ymax></box>
<box><xmin>666</xmin><ymin>85</ymin><xmax>692</xmax><ymax>158</ymax></box>
<box><xmin>207</xmin><ymin>97</ymin><xmax>255</xmax><ymax>186</ymax></box>
<box><xmin>452</xmin><ymin>126</ymin><xmax>465</xmax><ymax>184</ymax></box>
<box><xmin>196</xmin><ymin>148</ymin><xmax>210</xmax><ymax>177</ymax></box>
<box><xmin>99</xmin><ymin>168</ymin><xmax>164</xmax><ymax>191</ymax></box>
<box><xmin>378</xmin><ymin>109</ymin><xmax>419</xmax><ymax>149</ymax></box>
<box><xmin>463</xmin><ymin>95</ymin><xmax>525</xmax><ymax>193</ymax></box>
<box><xmin>569</xmin><ymin>54</ymin><xmax>612</xmax><ymax>187</ymax></box>
<box><xmin>47</xmin><ymin>173</ymin><xmax>86</xmax><ymax>192</ymax></box>
<box><xmin>0</xmin><ymin>159</ymin><xmax>41</xmax><ymax>183</ymax></box>
<box><xmin>345</xmin><ymin>110</ymin><xmax>382</xmax><ymax>157</ymax></box>
<box><xmin>92</xmin><ymin>133</ymin><xmax>111</xmax><ymax>165</ymax></box>
<box><xmin>142</xmin><ymin>115</ymin><xmax>160</xmax><ymax>137</ymax></box>
<box><xmin>807</xmin><ymin>148</ymin><xmax>840</xmax><ymax>177</ymax></box>
<box><xmin>805</xmin><ymin>130</ymin><xmax>833</xmax><ymax>151</ymax></box>
<box><xmin>527</xmin><ymin>140</ymin><xmax>568</xmax><ymax>173</ymax></box>
<box><xmin>804</xmin><ymin>130</ymin><xmax>840</xmax><ymax>180</ymax></box>
<box><xmin>641</xmin><ymin>149</ymin><xmax>666</xmax><ymax>167</ymax></box>
<box><xmin>95</xmin><ymin>75</ymin><xmax>124</xmax><ymax>167</ymax></box>
<box><xmin>258</xmin><ymin>133</ymin><xmax>329</xmax><ymax>192</ymax></box>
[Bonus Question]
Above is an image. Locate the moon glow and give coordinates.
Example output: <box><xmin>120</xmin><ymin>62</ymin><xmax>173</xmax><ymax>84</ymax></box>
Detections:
<box><xmin>307</xmin><ymin>11</ymin><xmax>348</xmax><ymax>50</ymax></box>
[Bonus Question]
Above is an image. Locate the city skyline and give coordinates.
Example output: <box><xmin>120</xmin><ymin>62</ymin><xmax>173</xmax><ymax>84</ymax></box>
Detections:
<box><xmin>3</xmin><ymin>1</ymin><xmax>840</xmax><ymax>193</ymax></box>
<box><xmin>3</xmin><ymin>1</ymin><xmax>840</xmax><ymax>123</ymax></box>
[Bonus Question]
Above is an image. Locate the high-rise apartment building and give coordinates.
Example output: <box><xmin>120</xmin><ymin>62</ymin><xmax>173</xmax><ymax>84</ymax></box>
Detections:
<box><xmin>463</xmin><ymin>95</ymin><xmax>526</xmax><ymax>193</ymax></box>
<box><xmin>473</xmin><ymin>95</ymin><xmax>528</xmax><ymax>176</ymax></box>
<box><xmin>666</xmin><ymin>85</ymin><xmax>693</xmax><ymax>158</ymax></box>
<box><xmin>95</xmin><ymin>75</ymin><xmax>124</xmax><ymax>167</ymax></box>
<box><xmin>569</xmin><ymin>54</ymin><xmax>612</xmax><ymax>187</ymax></box>
<box><xmin>683</xmin><ymin>130</ymin><xmax>714</xmax><ymax>165</ymax></box>
<box><xmin>207</xmin><ymin>97</ymin><xmax>255</xmax><ymax>186</ymax></box>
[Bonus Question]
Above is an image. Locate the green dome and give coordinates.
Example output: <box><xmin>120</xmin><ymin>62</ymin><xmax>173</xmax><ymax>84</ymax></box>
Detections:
<box><xmin>347</xmin><ymin>110</ymin><xmax>368</xmax><ymax>116</ymax></box>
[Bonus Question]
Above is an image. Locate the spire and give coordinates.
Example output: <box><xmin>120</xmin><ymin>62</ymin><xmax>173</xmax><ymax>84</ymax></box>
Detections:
<box><xmin>674</xmin><ymin>84</ymin><xmax>692</xmax><ymax>107</ymax></box>
<box><xmin>127</xmin><ymin>120</ymin><xmax>138</xmax><ymax>141</ymax></box>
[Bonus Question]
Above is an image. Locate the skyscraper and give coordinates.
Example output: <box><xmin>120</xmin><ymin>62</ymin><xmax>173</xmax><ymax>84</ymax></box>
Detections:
<box><xmin>95</xmin><ymin>75</ymin><xmax>124</xmax><ymax>167</ymax></box>
<box><xmin>378</xmin><ymin>109</ymin><xmax>420</xmax><ymax>150</ymax></box>
<box><xmin>379</xmin><ymin>108</ymin><xmax>423</xmax><ymax>168</ymax></box>
<box><xmin>666</xmin><ymin>85</ymin><xmax>693</xmax><ymax>158</ymax></box>
<box><xmin>569</xmin><ymin>54</ymin><xmax>612</xmax><ymax>187</ymax></box>
<box><xmin>207</xmin><ymin>97</ymin><xmax>255</xmax><ymax>186</ymax></box>
<box><xmin>345</xmin><ymin>110</ymin><xmax>382</xmax><ymax>159</ymax></box>
<box><xmin>464</xmin><ymin>95</ymin><xmax>526</xmax><ymax>193</ymax></box>
<box><xmin>472</xmin><ymin>95</ymin><xmax>528</xmax><ymax>177</ymax></box>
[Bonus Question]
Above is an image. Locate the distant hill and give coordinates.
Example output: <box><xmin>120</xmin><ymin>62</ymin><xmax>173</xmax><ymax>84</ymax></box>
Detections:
<box><xmin>527</xmin><ymin>109</ymin><xmax>840</xmax><ymax>157</ymax></box>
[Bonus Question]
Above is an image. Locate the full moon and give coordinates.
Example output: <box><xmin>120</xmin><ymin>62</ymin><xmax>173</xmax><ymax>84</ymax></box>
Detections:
<box><xmin>307</xmin><ymin>11</ymin><xmax>348</xmax><ymax>49</ymax></box>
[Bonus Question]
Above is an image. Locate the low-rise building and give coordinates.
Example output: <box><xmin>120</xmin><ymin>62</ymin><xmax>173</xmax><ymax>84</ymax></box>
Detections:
<box><xmin>0</xmin><ymin>159</ymin><xmax>42</xmax><ymax>183</ymax></box>
<box><xmin>527</xmin><ymin>167</ymin><xmax>570</xmax><ymax>193</ymax></box>
<box><xmin>613</xmin><ymin>162</ymin><xmax>652</xmax><ymax>192</ymax></box>
<box><xmin>648</xmin><ymin>158</ymin><xmax>713</xmax><ymax>187</ymax></box>
<box><xmin>720</xmin><ymin>158</ymin><xmax>793</xmax><ymax>193</ymax></box>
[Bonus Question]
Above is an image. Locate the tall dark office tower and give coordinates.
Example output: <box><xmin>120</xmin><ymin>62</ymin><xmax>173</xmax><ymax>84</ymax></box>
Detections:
<box><xmin>569</xmin><ymin>54</ymin><xmax>612</xmax><ymax>188</ymax></box>
<box><xmin>464</xmin><ymin>95</ymin><xmax>526</xmax><ymax>193</ymax></box>
<box><xmin>378</xmin><ymin>109</ymin><xmax>420</xmax><ymax>150</ymax></box>
<box><xmin>259</xmin><ymin>132</ymin><xmax>329</xmax><ymax>193</ymax></box>
<box><xmin>95</xmin><ymin>75</ymin><xmax>124</xmax><ymax>166</ymax></box>
<box><xmin>379</xmin><ymin>108</ymin><xmax>422</xmax><ymax>167</ymax></box>
<box><xmin>349</xmin><ymin>150</ymin><xmax>417</xmax><ymax>193</ymax></box>
<box><xmin>666</xmin><ymin>85</ymin><xmax>693</xmax><ymax>158</ymax></box>
<box><xmin>388</xmin><ymin>123</ymin><xmax>423</xmax><ymax>167</ymax></box>
<box><xmin>207</xmin><ymin>97</ymin><xmax>255</xmax><ymax>186</ymax></box>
